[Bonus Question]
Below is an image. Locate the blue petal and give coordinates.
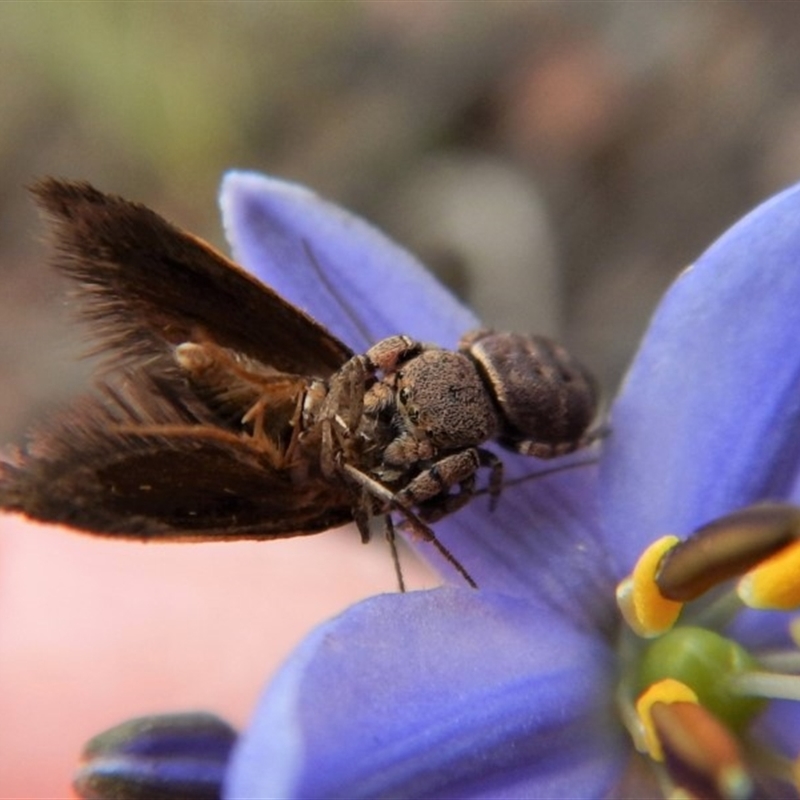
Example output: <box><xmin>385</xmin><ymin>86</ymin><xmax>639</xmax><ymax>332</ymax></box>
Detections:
<box><xmin>725</xmin><ymin>608</ymin><xmax>796</xmax><ymax>653</ymax></box>
<box><xmin>755</xmin><ymin>699</ymin><xmax>800</xmax><ymax>768</ymax></box>
<box><xmin>219</xmin><ymin>171</ymin><xmax>478</xmax><ymax>352</ymax></box>
<box><xmin>601</xmin><ymin>182</ymin><xmax>800</xmax><ymax>573</ymax></box>
<box><xmin>225</xmin><ymin>588</ymin><xmax>626</xmax><ymax>800</ymax></box>
<box><xmin>424</xmin><ymin>457</ymin><xmax>617</xmax><ymax>633</ymax></box>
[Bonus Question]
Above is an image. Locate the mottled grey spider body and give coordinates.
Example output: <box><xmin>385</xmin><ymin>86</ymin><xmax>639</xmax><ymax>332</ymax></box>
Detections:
<box><xmin>333</xmin><ymin>329</ymin><xmax>600</xmax><ymax>525</ymax></box>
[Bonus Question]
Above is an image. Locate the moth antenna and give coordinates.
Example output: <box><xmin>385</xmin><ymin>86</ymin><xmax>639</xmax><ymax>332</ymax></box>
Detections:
<box><xmin>340</xmin><ymin>462</ymin><xmax>478</xmax><ymax>589</ymax></box>
<box><xmin>471</xmin><ymin>454</ymin><xmax>600</xmax><ymax>500</ymax></box>
<box><xmin>424</xmin><ymin>528</ymin><xmax>478</xmax><ymax>589</ymax></box>
<box><xmin>427</xmin><ymin>533</ymin><xmax>478</xmax><ymax>589</ymax></box>
<box><xmin>301</xmin><ymin>240</ymin><xmax>375</xmax><ymax>351</ymax></box>
<box><xmin>395</xmin><ymin>506</ymin><xmax>478</xmax><ymax>589</ymax></box>
<box><xmin>384</xmin><ymin>515</ymin><xmax>406</xmax><ymax>593</ymax></box>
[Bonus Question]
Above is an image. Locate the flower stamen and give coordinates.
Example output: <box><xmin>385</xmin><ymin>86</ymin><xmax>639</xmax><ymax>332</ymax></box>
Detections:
<box><xmin>728</xmin><ymin>670</ymin><xmax>800</xmax><ymax>702</ymax></box>
<box><xmin>635</xmin><ymin>678</ymin><xmax>698</xmax><ymax>760</ymax></box>
<box><xmin>649</xmin><ymin>700</ymin><xmax>753</xmax><ymax>800</ymax></box>
<box><xmin>616</xmin><ymin>535</ymin><xmax>683</xmax><ymax>637</ymax></box>
<box><xmin>737</xmin><ymin>540</ymin><xmax>800</xmax><ymax>610</ymax></box>
<box><xmin>615</xmin><ymin>504</ymin><xmax>800</xmax><ymax>798</ymax></box>
<box><xmin>655</xmin><ymin>503</ymin><xmax>800</xmax><ymax>603</ymax></box>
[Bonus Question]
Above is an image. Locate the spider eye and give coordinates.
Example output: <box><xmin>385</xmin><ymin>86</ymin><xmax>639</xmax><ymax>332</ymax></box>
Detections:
<box><xmin>399</xmin><ymin>387</ymin><xmax>411</xmax><ymax>405</ymax></box>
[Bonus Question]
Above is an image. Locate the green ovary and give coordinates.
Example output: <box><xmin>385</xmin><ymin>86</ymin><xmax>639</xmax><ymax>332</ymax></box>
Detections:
<box><xmin>637</xmin><ymin>626</ymin><xmax>766</xmax><ymax>732</ymax></box>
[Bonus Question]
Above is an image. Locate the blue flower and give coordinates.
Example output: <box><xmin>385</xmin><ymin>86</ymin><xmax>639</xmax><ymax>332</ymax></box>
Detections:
<box><xmin>78</xmin><ymin>174</ymin><xmax>800</xmax><ymax>798</ymax></box>
<box><xmin>215</xmin><ymin>174</ymin><xmax>800</xmax><ymax>798</ymax></box>
<box><xmin>216</xmin><ymin>173</ymin><xmax>800</xmax><ymax>798</ymax></box>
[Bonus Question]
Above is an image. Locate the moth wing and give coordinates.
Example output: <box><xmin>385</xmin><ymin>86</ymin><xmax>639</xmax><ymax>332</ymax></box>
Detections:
<box><xmin>0</xmin><ymin>376</ymin><xmax>354</xmax><ymax>540</ymax></box>
<box><xmin>32</xmin><ymin>178</ymin><xmax>353</xmax><ymax>378</ymax></box>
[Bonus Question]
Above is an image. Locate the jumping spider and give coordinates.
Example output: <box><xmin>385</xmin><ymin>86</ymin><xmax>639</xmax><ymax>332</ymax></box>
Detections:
<box><xmin>317</xmin><ymin>329</ymin><xmax>599</xmax><ymax>541</ymax></box>
<box><xmin>178</xmin><ymin>327</ymin><xmax>600</xmax><ymax>588</ymax></box>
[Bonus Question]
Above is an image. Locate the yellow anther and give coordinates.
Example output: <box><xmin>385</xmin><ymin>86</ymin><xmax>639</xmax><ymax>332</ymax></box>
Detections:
<box><xmin>617</xmin><ymin>535</ymin><xmax>683</xmax><ymax>637</ymax></box>
<box><xmin>737</xmin><ymin>539</ymin><xmax>800</xmax><ymax>610</ymax></box>
<box><xmin>636</xmin><ymin>679</ymin><xmax>699</xmax><ymax>761</ymax></box>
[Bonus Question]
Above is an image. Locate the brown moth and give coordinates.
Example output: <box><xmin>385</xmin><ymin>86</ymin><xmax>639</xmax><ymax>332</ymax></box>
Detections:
<box><xmin>0</xmin><ymin>179</ymin><xmax>599</xmax><ymax>589</ymax></box>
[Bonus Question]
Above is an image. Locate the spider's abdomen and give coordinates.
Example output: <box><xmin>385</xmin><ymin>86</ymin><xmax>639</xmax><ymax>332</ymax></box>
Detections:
<box><xmin>462</xmin><ymin>330</ymin><xmax>597</xmax><ymax>454</ymax></box>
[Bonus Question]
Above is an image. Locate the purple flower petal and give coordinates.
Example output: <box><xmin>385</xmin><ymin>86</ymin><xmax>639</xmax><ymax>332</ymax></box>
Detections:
<box><xmin>725</xmin><ymin>608</ymin><xmax>796</xmax><ymax>654</ymax></box>
<box><xmin>219</xmin><ymin>171</ymin><xmax>478</xmax><ymax>352</ymax></box>
<box><xmin>601</xmin><ymin>182</ymin><xmax>800</xmax><ymax>573</ymax></box>
<box><xmin>427</xmin><ymin>459</ymin><xmax>617</xmax><ymax>633</ymax></box>
<box><xmin>755</xmin><ymin>699</ymin><xmax>800</xmax><ymax>768</ymax></box>
<box><xmin>225</xmin><ymin>588</ymin><xmax>626</xmax><ymax>800</ymax></box>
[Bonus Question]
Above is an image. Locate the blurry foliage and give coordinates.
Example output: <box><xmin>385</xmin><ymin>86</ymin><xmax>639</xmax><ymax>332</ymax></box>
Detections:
<box><xmin>2</xmin><ymin>1</ymin><xmax>800</xmax><ymax>438</ymax></box>
<box><xmin>0</xmin><ymin>3</ymin><xmax>353</xmax><ymax>196</ymax></box>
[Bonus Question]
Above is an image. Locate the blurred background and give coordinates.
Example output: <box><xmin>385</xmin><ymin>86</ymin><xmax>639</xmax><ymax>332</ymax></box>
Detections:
<box><xmin>4</xmin><ymin>1</ymin><xmax>800</xmax><ymax>437</ymax></box>
<box><xmin>3</xmin><ymin>2</ymin><xmax>800</xmax><ymax>796</ymax></box>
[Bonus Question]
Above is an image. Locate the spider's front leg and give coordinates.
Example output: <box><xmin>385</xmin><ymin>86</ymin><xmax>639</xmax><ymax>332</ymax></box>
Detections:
<box><xmin>395</xmin><ymin>447</ymin><xmax>503</xmax><ymax>522</ymax></box>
